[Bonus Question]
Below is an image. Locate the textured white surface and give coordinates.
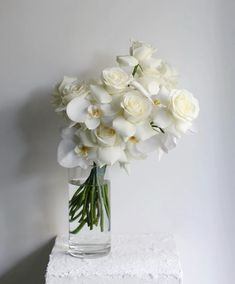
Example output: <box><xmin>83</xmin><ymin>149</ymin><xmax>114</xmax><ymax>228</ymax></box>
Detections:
<box><xmin>46</xmin><ymin>234</ymin><xmax>183</xmax><ymax>284</ymax></box>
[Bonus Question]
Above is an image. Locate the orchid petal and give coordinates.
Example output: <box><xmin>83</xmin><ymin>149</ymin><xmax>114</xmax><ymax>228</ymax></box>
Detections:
<box><xmin>98</xmin><ymin>146</ymin><xmax>123</xmax><ymax>165</ymax></box>
<box><xmin>66</xmin><ymin>97</ymin><xmax>89</xmax><ymax>122</ymax></box>
<box><xmin>85</xmin><ymin>117</ymin><xmax>100</xmax><ymax>130</ymax></box>
<box><xmin>75</xmin><ymin>129</ymin><xmax>97</xmax><ymax>147</ymax></box>
<box><xmin>126</xmin><ymin>143</ymin><xmax>147</xmax><ymax>160</ymax></box>
<box><xmin>152</xmin><ymin>107</ymin><xmax>173</xmax><ymax>128</ymax></box>
<box><xmin>130</xmin><ymin>80</ymin><xmax>152</xmax><ymax>101</ymax></box>
<box><xmin>157</xmin><ymin>86</ymin><xmax>170</xmax><ymax>106</ymax></box>
<box><xmin>119</xmin><ymin>162</ymin><xmax>131</xmax><ymax>174</ymax></box>
<box><xmin>135</xmin><ymin>121</ymin><xmax>156</xmax><ymax>141</ymax></box>
<box><xmin>57</xmin><ymin>140</ymin><xmax>86</xmax><ymax>168</ymax></box>
<box><xmin>100</xmin><ymin>103</ymin><xmax>118</xmax><ymax>116</ymax></box>
<box><xmin>113</xmin><ymin>116</ymin><xmax>136</xmax><ymax>138</ymax></box>
<box><xmin>116</xmin><ymin>55</ymin><xmax>138</xmax><ymax>66</ymax></box>
<box><xmin>160</xmin><ymin>133</ymin><xmax>178</xmax><ymax>153</ymax></box>
<box><xmin>136</xmin><ymin>135</ymin><xmax>161</xmax><ymax>153</ymax></box>
<box><xmin>90</xmin><ymin>84</ymin><xmax>112</xmax><ymax>103</ymax></box>
<box><xmin>175</xmin><ymin>120</ymin><xmax>192</xmax><ymax>133</ymax></box>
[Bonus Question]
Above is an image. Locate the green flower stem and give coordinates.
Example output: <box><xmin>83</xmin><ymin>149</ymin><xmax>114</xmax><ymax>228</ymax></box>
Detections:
<box><xmin>101</xmin><ymin>185</ymin><xmax>110</xmax><ymax>218</ymax></box>
<box><xmin>90</xmin><ymin>186</ymin><xmax>95</xmax><ymax>230</ymax></box>
<box><xmin>69</xmin><ymin>164</ymin><xmax>109</xmax><ymax>234</ymax></box>
<box><xmin>95</xmin><ymin>166</ymin><xmax>104</xmax><ymax>232</ymax></box>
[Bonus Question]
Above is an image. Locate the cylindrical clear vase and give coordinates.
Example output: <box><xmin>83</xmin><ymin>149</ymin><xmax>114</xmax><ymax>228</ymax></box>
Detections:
<box><xmin>68</xmin><ymin>165</ymin><xmax>111</xmax><ymax>258</ymax></box>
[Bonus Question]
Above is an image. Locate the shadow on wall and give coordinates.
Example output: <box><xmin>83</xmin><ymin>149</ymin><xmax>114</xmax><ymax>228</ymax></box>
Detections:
<box><xmin>0</xmin><ymin>55</ymin><xmax>112</xmax><ymax>282</ymax></box>
<box><xmin>18</xmin><ymin>88</ymin><xmax>63</xmax><ymax>175</ymax></box>
<box><xmin>0</xmin><ymin>238</ymin><xmax>55</xmax><ymax>284</ymax></box>
<box><xmin>0</xmin><ymin>88</ymin><xmax>65</xmax><ymax>282</ymax></box>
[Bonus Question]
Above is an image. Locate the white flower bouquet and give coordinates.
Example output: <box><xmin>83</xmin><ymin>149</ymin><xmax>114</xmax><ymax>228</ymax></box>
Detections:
<box><xmin>52</xmin><ymin>40</ymin><xmax>199</xmax><ymax>256</ymax></box>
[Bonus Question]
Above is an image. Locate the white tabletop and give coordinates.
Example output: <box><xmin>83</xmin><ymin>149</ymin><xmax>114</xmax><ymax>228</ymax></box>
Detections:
<box><xmin>45</xmin><ymin>233</ymin><xmax>183</xmax><ymax>284</ymax></box>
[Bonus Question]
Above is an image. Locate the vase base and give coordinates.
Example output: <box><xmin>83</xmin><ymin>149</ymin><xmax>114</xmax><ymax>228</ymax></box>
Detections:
<box><xmin>68</xmin><ymin>243</ymin><xmax>111</xmax><ymax>258</ymax></box>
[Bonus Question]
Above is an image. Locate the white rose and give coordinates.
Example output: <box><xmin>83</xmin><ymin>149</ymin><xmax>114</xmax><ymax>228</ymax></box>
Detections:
<box><xmin>52</xmin><ymin>77</ymin><xmax>89</xmax><ymax>112</ymax></box>
<box><xmin>102</xmin><ymin>67</ymin><xmax>132</xmax><ymax>93</ymax></box>
<box><xmin>130</xmin><ymin>40</ymin><xmax>156</xmax><ymax>62</ymax></box>
<box><xmin>169</xmin><ymin>89</ymin><xmax>199</xmax><ymax>122</ymax></box>
<box><xmin>58</xmin><ymin>76</ymin><xmax>88</xmax><ymax>103</ymax></box>
<box><xmin>121</xmin><ymin>91</ymin><xmax>152</xmax><ymax>123</ymax></box>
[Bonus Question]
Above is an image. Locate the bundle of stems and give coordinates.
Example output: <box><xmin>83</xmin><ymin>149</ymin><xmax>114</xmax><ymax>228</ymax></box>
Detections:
<box><xmin>69</xmin><ymin>164</ymin><xmax>110</xmax><ymax>234</ymax></box>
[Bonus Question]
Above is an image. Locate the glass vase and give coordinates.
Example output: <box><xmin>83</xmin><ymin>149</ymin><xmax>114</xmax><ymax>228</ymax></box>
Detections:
<box><xmin>68</xmin><ymin>164</ymin><xmax>111</xmax><ymax>258</ymax></box>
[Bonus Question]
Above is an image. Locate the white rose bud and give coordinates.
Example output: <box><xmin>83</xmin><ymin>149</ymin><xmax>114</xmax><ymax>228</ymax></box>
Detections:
<box><xmin>130</xmin><ymin>40</ymin><xmax>156</xmax><ymax>62</ymax></box>
<box><xmin>102</xmin><ymin>67</ymin><xmax>132</xmax><ymax>93</ymax></box>
<box><xmin>169</xmin><ymin>89</ymin><xmax>200</xmax><ymax>122</ymax></box>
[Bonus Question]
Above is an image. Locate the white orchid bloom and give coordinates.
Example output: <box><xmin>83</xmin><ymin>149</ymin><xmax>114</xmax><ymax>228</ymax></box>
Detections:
<box><xmin>66</xmin><ymin>97</ymin><xmax>102</xmax><ymax>129</ymax></box>
<box><xmin>66</xmin><ymin>91</ymin><xmax>117</xmax><ymax>130</ymax></box>
<box><xmin>57</xmin><ymin>127</ymin><xmax>91</xmax><ymax>169</ymax></box>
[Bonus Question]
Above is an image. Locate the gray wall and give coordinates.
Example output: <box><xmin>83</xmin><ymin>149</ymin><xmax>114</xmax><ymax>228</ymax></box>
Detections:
<box><xmin>0</xmin><ymin>0</ymin><xmax>234</xmax><ymax>283</ymax></box>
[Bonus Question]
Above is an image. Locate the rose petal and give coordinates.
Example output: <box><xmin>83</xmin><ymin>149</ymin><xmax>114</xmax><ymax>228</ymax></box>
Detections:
<box><xmin>66</xmin><ymin>97</ymin><xmax>89</xmax><ymax>122</ymax></box>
